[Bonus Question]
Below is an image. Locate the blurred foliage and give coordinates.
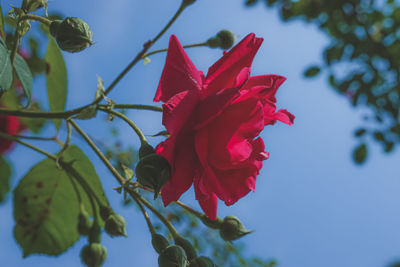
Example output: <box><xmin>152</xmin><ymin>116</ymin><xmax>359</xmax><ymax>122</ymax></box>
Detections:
<box><xmin>245</xmin><ymin>0</ymin><xmax>400</xmax><ymax>164</ymax></box>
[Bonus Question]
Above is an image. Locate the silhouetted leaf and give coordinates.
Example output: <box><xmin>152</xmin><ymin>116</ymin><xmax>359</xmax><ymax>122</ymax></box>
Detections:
<box><xmin>303</xmin><ymin>66</ymin><xmax>321</xmax><ymax>78</ymax></box>
<box><xmin>353</xmin><ymin>143</ymin><xmax>367</xmax><ymax>164</ymax></box>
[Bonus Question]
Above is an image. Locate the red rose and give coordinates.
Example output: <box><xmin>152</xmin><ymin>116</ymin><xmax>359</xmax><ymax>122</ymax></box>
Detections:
<box><xmin>154</xmin><ymin>33</ymin><xmax>294</xmax><ymax>220</ymax></box>
<box><xmin>0</xmin><ymin>114</ymin><xmax>21</xmax><ymax>154</ymax></box>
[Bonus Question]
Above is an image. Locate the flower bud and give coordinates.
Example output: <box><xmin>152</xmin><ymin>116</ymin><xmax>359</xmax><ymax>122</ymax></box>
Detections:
<box><xmin>219</xmin><ymin>216</ymin><xmax>252</xmax><ymax>242</ymax></box>
<box><xmin>78</xmin><ymin>209</ymin><xmax>93</xmax><ymax>236</ymax></box>
<box><xmin>104</xmin><ymin>213</ymin><xmax>127</xmax><ymax>237</ymax></box>
<box><xmin>200</xmin><ymin>215</ymin><xmax>223</xmax><ymax>229</ymax></box>
<box><xmin>188</xmin><ymin>257</ymin><xmax>215</xmax><ymax>267</ymax></box>
<box><xmin>182</xmin><ymin>0</ymin><xmax>196</xmax><ymax>8</ymax></box>
<box><xmin>135</xmin><ymin>154</ymin><xmax>171</xmax><ymax>199</ymax></box>
<box><xmin>99</xmin><ymin>206</ymin><xmax>112</xmax><ymax>221</ymax></box>
<box><xmin>175</xmin><ymin>236</ymin><xmax>197</xmax><ymax>261</ymax></box>
<box><xmin>80</xmin><ymin>243</ymin><xmax>107</xmax><ymax>267</ymax></box>
<box><xmin>158</xmin><ymin>245</ymin><xmax>187</xmax><ymax>267</ymax></box>
<box><xmin>152</xmin><ymin>233</ymin><xmax>170</xmax><ymax>254</ymax></box>
<box><xmin>139</xmin><ymin>142</ymin><xmax>156</xmax><ymax>159</ymax></box>
<box><xmin>206</xmin><ymin>30</ymin><xmax>236</xmax><ymax>50</ymax></box>
<box><xmin>50</xmin><ymin>17</ymin><xmax>93</xmax><ymax>53</ymax></box>
<box><xmin>22</xmin><ymin>0</ymin><xmax>47</xmax><ymax>12</ymax></box>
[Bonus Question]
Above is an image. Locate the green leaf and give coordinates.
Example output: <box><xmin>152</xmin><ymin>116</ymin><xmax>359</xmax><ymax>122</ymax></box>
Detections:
<box><xmin>14</xmin><ymin>158</ymin><xmax>81</xmax><ymax>257</ymax></box>
<box><xmin>303</xmin><ymin>66</ymin><xmax>321</xmax><ymax>78</ymax></box>
<box><xmin>353</xmin><ymin>143</ymin><xmax>367</xmax><ymax>164</ymax></box>
<box><xmin>96</xmin><ymin>75</ymin><xmax>105</xmax><ymax>99</ymax></box>
<box><xmin>0</xmin><ymin>156</ymin><xmax>11</xmax><ymax>203</ymax></box>
<box><xmin>14</xmin><ymin>145</ymin><xmax>108</xmax><ymax>257</ymax></box>
<box><xmin>122</xmin><ymin>165</ymin><xmax>134</xmax><ymax>179</ymax></box>
<box><xmin>60</xmin><ymin>145</ymin><xmax>108</xmax><ymax>208</ymax></box>
<box><xmin>74</xmin><ymin>104</ymin><xmax>97</xmax><ymax>120</ymax></box>
<box><xmin>45</xmin><ymin>36</ymin><xmax>67</xmax><ymax>131</ymax></box>
<box><xmin>13</xmin><ymin>53</ymin><xmax>33</xmax><ymax>105</ymax></box>
<box><xmin>0</xmin><ymin>39</ymin><xmax>13</xmax><ymax>92</ymax></box>
<box><xmin>147</xmin><ymin>130</ymin><xmax>170</xmax><ymax>138</ymax></box>
<box><xmin>354</xmin><ymin>128</ymin><xmax>366</xmax><ymax>137</ymax></box>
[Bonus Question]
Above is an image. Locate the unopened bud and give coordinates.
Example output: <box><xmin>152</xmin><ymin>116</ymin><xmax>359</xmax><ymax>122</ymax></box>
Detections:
<box><xmin>219</xmin><ymin>216</ymin><xmax>252</xmax><ymax>242</ymax></box>
<box><xmin>152</xmin><ymin>233</ymin><xmax>170</xmax><ymax>254</ymax></box>
<box><xmin>182</xmin><ymin>0</ymin><xmax>196</xmax><ymax>8</ymax></box>
<box><xmin>78</xmin><ymin>208</ymin><xmax>93</xmax><ymax>236</ymax></box>
<box><xmin>50</xmin><ymin>17</ymin><xmax>93</xmax><ymax>53</ymax></box>
<box><xmin>135</xmin><ymin>154</ymin><xmax>171</xmax><ymax>199</ymax></box>
<box><xmin>104</xmin><ymin>213</ymin><xmax>127</xmax><ymax>237</ymax></box>
<box><xmin>158</xmin><ymin>245</ymin><xmax>187</xmax><ymax>267</ymax></box>
<box><xmin>139</xmin><ymin>142</ymin><xmax>156</xmax><ymax>159</ymax></box>
<box><xmin>99</xmin><ymin>206</ymin><xmax>112</xmax><ymax>221</ymax></box>
<box><xmin>22</xmin><ymin>0</ymin><xmax>47</xmax><ymax>12</ymax></box>
<box><xmin>80</xmin><ymin>243</ymin><xmax>107</xmax><ymax>267</ymax></box>
<box><xmin>206</xmin><ymin>30</ymin><xmax>236</xmax><ymax>50</ymax></box>
<box><xmin>188</xmin><ymin>257</ymin><xmax>215</xmax><ymax>267</ymax></box>
<box><xmin>175</xmin><ymin>236</ymin><xmax>197</xmax><ymax>261</ymax></box>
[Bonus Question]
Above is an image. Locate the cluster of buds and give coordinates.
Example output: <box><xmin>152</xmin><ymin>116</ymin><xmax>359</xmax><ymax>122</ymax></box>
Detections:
<box><xmin>152</xmin><ymin>232</ymin><xmax>216</xmax><ymax>267</ymax></box>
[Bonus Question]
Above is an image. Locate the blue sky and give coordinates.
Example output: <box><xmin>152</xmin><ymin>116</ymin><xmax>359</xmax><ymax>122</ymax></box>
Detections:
<box><xmin>2</xmin><ymin>0</ymin><xmax>400</xmax><ymax>266</ymax></box>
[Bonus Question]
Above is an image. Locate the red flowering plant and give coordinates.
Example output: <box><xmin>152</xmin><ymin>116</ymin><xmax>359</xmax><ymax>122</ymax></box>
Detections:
<box><xmin>0</xmin><ymin>1</ymin><xmax>296</xmax><ymax>266</ymax></box>
<box><xmin>155</xmin><ymin>34</ymin><xmax>294</xmax><ymax>220</ymax></box>
<box><xmin>0</xmin><ymin>114</ymin><xmax>21</xmax><ymax>154</ymax></box>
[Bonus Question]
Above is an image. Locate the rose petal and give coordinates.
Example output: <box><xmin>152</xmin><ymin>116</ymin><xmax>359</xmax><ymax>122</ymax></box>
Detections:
<box><xmin>0</xmin><ymin>115</ymin><xmax>20</xmax><ymax>154</ymax></box>
<box><xmin>159</xmin><ymin>135</ymin><xmax>197</xmax><ymax>206</ymax></box>
<box><xmin>204</xmin><ymin>33</ymin><xmax>263</xmax><ymax>96</ymax></box>
<box><xmin>194</xmin><ymin>87</ymin><xmax>240</xmax><ymax>129</ymax></box>
<box><xmin>162</xmin><ymin>90</ymin><xmax>200</xmax><ymax>134</ymax></box>
<box><xmin>240</xmin><ymin>75</ymin><xmax>286</xmax><ymax>101</ymax></box>
<box><xmin>154</xmin><ymin>35</ymin><xmax>203</xmax><ymax>102</ymax></box>
<box><xmin>207</xmin><ymin>99</ymin><xmax>264</xmax><ymax>169</ymax></box>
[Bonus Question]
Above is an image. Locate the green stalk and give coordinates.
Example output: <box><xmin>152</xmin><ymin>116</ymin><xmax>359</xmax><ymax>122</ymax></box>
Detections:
<box><xmin>97</xmin><ymin>107</ymin><xmax>147</xmax><ymax>144</ymax></box>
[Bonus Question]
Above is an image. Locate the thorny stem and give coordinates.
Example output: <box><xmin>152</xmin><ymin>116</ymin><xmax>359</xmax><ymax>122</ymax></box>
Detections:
<box><xmin>98</xmin><ymin>0</ymin><xmax>191</xmax><ymax>101</ymax></box>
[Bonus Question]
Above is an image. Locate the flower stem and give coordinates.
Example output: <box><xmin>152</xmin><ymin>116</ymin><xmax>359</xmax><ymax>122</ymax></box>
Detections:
<box><xmin>98</xmin><ymin>0</ymin><xmax>190</xmax><ymax>100</ymax></box>
<box><xmin>131</xmin><ymin>190</ymin><xmax>180</xmax><ymax>240</ymax></box>
<box><xmin>68</xmin><ymin>119</ymin><xmax>126</xmax><ymax>185</ymax></box>
<box><xmin>131</xmin><ymin>194</ymin><xmax>156</xmax><ymax>235</ymax></box>
<box><xmin>175</xmin><ymin>201</ymin><xmax>203</xmax><ymax>219</ymax></box>
<box><xmin>19</xmin><ymin>14</ymin><xmax>52</xmax><ymax>26</ymax></box>
<box><xmin>0</xmin><ymin>103</ymin><xmax>161</xmax><ymax>119</ymax></box>
<box><xmin>97</xmin><ymin>106</ymin><xmax>147</xmax><ymax>144</ymax></box>
<box><xmin>3</xmin><ymin>134</ymin><xmax>57</xmax><ymax>141</ymax></box>
<box><xmin>143</xmin><ymin>42</ymin><xmax>208</xmax><ymax>58</ymax></box>
<box><xmin>98</xmin><ymin>104</ymin><xmax>162</xmax><ymax>112</ymax></box>
<box><xmin>0</xmin><ymin>132</ymin><xmax>56</xmax><ymax>159</ymax></box>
